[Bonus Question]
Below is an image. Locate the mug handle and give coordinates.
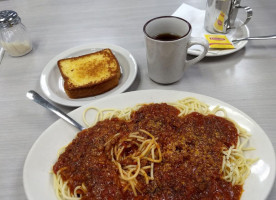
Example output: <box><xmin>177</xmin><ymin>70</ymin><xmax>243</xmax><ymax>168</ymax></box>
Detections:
<box><xmin>186</xmin><ymin>37</ymin><xmax>209</xmax><ymax>68</ymax></box>
<box><xmin>235</xmin><ymin>5</ymin><xmax>253</xmax><ymax>25</ymax></box>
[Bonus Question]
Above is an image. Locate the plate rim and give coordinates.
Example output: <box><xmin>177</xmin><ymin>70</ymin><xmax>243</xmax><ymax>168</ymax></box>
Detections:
<box><xmin>188</xmin><ymin>20</ymin><xmax>250</xmax><ymax>57</ymax></box>
<box><xmin>23</xmin><ymin>89</ymin><xmax>276</xmax><ymax>200</ymax></box>
<box><xmin>40</xmin><ymin>43</ymin><xmax>138</xmax><ymax>107</ymax></box>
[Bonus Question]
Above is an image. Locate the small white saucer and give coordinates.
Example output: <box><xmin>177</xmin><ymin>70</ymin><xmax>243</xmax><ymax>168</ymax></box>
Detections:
<box><xmin>188</xmin><ymin>19</ymin><xmax>250</xmax><ymax>57</ymax></box>
<box><xmin>172</xmin><ymin>3</ymin><xmax>250</xmax><ymax>57</ymax></box>
<box><xmin>40</xmin><ymin>43</ymin><xmax>138</xmax><ymax>107</ymax></box>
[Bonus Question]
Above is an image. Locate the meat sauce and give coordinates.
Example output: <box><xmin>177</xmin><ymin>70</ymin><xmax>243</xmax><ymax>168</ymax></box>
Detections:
<box><xmin>53</xmin><ymin>103</ymin><xmax>243</xmax><ymax>200</ymax></box>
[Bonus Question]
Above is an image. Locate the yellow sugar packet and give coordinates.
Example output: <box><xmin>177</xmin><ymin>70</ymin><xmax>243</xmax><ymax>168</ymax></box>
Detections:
<box><xmin>204</xmin><ymin>34</ymin><xmax>235</xmax><ymax>49</ymax></box>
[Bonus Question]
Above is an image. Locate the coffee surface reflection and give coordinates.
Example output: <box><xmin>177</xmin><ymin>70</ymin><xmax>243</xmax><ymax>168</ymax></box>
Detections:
<box><xmin>154</xmin><ymin>33</ymin><xmax>181</xmax><ymax>41</ymax></box>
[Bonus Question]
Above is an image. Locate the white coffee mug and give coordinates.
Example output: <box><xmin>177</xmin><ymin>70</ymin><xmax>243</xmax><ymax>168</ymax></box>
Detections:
<box><xmin>143</xmin><ymin>16</ymin><xmax>209</xmax><ymax>84</ymax></box>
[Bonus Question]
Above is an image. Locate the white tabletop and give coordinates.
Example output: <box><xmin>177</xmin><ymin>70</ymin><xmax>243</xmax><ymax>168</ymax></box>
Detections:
<box><xmin>0</xmin><ymin>0</ymin><xmax>275</xmax><ymax>199</ymax></box>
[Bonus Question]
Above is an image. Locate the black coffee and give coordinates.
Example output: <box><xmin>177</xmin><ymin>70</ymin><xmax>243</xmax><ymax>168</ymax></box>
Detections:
<box><xmin>154</xmin><ymin>33</ymin><xmax>181</xmax><ymax>41</ymax></box>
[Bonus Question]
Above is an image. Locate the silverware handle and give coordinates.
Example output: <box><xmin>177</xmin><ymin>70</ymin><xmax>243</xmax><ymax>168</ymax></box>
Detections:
<box><xmin>0</xmin><ymin>47</ymin><xmax>4</xmax><ymax>65</ymax></box>
<box><xmin>233</xmin><ymin>35</ymin><xmax>276</xmax><ymax>42</ymax></box>
<box><xmin>26</xmin><ymin>90</ymin><xmax>85</xmax><ymax>131</ymax></box>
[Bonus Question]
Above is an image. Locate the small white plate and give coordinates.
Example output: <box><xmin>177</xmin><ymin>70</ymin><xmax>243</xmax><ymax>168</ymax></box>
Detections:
<box><xmin>188</xmin><ymin>20</ymin><xmax>250</xmax><ymax>57</ymax></box>
<box><xmin>23</xmin><ymin>90</ymin><xmax>275</xmax><ymax>200</ymax></box>
<box><xmin>40</xmin><ymin>43</ymin><xmax>138</xmax><ymax>107</ymax></box>
<box><xmin>172</xmin><ymin>3</ymin><xmax>250</xmax><ymax>57</ymax></box>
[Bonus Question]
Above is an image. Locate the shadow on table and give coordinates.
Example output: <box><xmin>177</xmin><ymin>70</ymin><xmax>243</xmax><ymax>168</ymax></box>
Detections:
<box><xmin>127</xmin><ymin>64</ymin><xmax>141</xmax><ymax>92</ymax></box>
<box><xmin>194</xmin><ymin>47</ymin><xmax>247</xmax><ymax>63</ymax></box>
<box><xmin>184</xmin><ymin>47</ymin><xmax>247</xmax><ymax>81</ymax></box>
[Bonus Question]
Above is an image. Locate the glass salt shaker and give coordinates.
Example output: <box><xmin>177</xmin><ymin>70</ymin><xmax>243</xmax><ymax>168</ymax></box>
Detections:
<box><xmin>0</xmin><ymin>10</ymin><xmax>32</xmax><ymax>57</ymax></box>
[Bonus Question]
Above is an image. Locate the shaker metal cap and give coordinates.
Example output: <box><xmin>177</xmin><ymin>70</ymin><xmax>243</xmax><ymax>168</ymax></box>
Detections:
<box><xmin>0</xmin><ymin>10</ymin><xmax>21</xmax><ymax>28</ymax></box>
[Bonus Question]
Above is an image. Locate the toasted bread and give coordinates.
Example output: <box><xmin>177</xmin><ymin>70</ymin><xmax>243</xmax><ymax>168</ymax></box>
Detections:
<box><xmin>57</xmin><ymin>49</ymin><xmax>121</xmax><ymax>99</ymax></box>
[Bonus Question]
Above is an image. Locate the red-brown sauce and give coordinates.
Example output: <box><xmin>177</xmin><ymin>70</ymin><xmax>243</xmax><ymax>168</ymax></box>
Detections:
<box><xmin>53</xmin><ymin>103</ymin><xmax>243</xmax><ymax>200</ymax></box>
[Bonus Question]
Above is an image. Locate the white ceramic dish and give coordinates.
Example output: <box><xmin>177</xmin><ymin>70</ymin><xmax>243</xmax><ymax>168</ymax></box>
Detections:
<box><xmin>40</xmin><ymin>43</ymin><xmax>138</xmax><ymax>107</ymax></box>
<box><xmin>188</xmin><ymin>20</ymin><xmax>250</xmax><ymax>57</ymax></box>
<box><xmin>23</xmin><ymin>90</ymin><xmax>275</xmax><ymax>200</ymax></box>
<box><xmin>172</xmin><ymin>3</ymin><xmax>250</xmax><ymax>57</ymax></box>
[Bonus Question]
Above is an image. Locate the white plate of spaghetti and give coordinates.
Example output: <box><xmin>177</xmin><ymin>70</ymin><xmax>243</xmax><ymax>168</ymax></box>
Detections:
<box><xmin>23</xmin><ymin>90</ymin><xmax>275</xmax><ymax>200</ymax></box>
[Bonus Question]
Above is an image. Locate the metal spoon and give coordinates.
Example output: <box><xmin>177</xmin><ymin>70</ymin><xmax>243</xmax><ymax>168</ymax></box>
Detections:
<box><xmin>232</xmin><ymin>35</ymin><xmax>276</xmax><ymax>43</ymax></box>
<box><xmin>26</xmin><ymin>90</ymin><xmax>85</xmax><ymax>131</ymax></box>
<box><xmin>0</xmin><ymin>47</ymin><xmax>4</xmax><ymax>65</ymax></box>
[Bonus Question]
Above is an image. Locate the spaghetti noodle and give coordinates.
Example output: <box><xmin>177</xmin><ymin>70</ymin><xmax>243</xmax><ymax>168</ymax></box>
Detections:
<box><xmin>106</xmin><ymin>129</ymin><xmax>162</xmax><ymax>196</ymax></box>
<box><xmin>53</xmin><ymin>167</ymin><xmax>87</xmax><ymax>200</ymax></box>
<box><xmin>52</xmin><ymin>97</ymin><xmax>257</xmax><ymax>200</ymax></box>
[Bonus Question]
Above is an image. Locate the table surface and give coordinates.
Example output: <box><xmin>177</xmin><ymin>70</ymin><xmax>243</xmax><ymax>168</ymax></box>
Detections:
<box><xmin>0</xmin><ymin>0</ymin><xmax>275</xmax><ymax>199</ymax></box>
